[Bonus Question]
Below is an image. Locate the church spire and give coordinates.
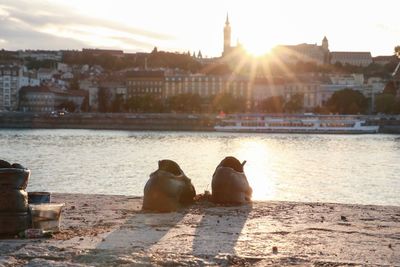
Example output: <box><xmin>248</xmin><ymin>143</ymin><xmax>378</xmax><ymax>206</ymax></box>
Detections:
<box><xmin>322</xmin><ymin>36</ymin><xmax>329</xmax><ymax>51</ymax></box>
<box><xmin>223</xmin><ymin>13</ymin><xmax>231</xmax><ymax>56</ymax></box>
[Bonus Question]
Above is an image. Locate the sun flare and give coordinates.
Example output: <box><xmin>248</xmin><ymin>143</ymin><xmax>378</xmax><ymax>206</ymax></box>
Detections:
<box><xmin>243</xmin><ymin>41</ymin><xmax>274</xmax><ymax>57</ymax></box>
<box><xmin>235</xmin><ymin>141</ymin><xmax>276</xmax><ymax>200</ymax></box>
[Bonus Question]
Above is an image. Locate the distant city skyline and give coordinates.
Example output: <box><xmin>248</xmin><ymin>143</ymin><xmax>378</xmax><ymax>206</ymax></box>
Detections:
<box><xmin>0</xmin><ymin>0</ymin><xmax>399</xmax><ymax>57</ymax></box>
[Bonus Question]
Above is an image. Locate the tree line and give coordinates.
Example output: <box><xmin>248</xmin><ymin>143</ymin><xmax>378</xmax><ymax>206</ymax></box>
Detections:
<box><xmin>257</xmin><ymin>88</ymin><xmax>400</xmax><ymax>115</ymax></box>
<box><xmin>62</xmin><ymin>48</ymin><xmax>399</xmax><ymax>78</ymax></box>
<box><xmin>97</xmin><ymin>91</ymin><xmax>246</xmax><ymax>113</ymax></box>
<box><xmin>92</xmin><ymin>87</ymin><xmax>399</xmax><ymax>115</ymax></box>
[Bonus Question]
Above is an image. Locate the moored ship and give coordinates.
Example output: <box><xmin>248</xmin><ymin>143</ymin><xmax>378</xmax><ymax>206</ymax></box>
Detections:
<box><xmin>214</xmin><ymin>114</ymin><xmax>380</xmax><ymax>134</ymax></box>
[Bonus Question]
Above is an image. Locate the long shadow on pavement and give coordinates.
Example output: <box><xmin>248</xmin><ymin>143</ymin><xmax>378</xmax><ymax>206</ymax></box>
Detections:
<box><xmin>75</xmin><ymin>209</ymin><xmax>188</xmax><ymax>266</ymax></box>
<box><xmin>191</xmin><ymin>203</ymin><xmax>252</xmax><ymax>262</ymax></box>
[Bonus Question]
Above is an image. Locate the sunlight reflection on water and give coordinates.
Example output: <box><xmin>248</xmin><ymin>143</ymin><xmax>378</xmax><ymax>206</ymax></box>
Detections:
<box><xmin>1</xmin><ymin>129</ymin><xmax>399</xmax><ymax>206</ymax></box>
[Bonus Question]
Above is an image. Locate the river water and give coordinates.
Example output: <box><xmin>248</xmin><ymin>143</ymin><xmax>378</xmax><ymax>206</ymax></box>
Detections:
<box><xmin>1</xmin><ymin>129</ymin><xmax>399</xmax><ymax>206</ymax></box>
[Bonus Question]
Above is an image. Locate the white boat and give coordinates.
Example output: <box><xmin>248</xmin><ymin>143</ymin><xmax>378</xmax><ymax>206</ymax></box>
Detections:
<box><xmin>214</xmin><ymin>114</ymin><xmax>380</xmax><ymax>134</ymax></box>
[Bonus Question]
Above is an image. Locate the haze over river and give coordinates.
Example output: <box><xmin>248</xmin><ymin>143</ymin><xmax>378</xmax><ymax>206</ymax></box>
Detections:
<box><xmin>1</xmin><ymin>129</ymin><xmax>399</xmax><ymax>206</ymax></box>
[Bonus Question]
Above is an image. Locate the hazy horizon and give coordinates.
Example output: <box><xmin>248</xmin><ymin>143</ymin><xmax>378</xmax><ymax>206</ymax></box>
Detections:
<box><xmin>0</xmin><ymin>0</ymin><xmax>399</xmax><ymax>57</ymax></box>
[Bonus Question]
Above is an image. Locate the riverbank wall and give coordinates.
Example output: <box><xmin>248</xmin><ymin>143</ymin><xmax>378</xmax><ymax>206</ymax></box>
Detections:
<box><xmin>0</xmin><ymin>112</ymin><xmax>216</xmax><ymax>131</ymax></box>
<box><xmin>1</xmin><ymin>112</ymin><xmax>400</xmax><ymax>133</ymax></box>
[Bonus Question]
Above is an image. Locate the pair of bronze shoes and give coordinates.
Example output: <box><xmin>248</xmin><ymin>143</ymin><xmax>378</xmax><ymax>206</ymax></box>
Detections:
<box><xmin>142</xmin><ymin>157</ymin><xmax>253</xmax><ymax>212</ymax></box>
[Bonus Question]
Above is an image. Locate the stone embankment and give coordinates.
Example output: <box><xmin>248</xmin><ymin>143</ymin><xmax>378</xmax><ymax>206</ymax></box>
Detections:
<box><xmin>1</xmin><ymin>112</ymin><xmax>400</xmax><ymax>133</ymax></box>
<box><xmin>0</xmin><ymin>113</ymin><xmax>216</xmax><ymax>131</ymax></box>
<box><xmin>0</xmin><ymin>193</ymin><xmax>399</xmax><ymax>266</ymax></box>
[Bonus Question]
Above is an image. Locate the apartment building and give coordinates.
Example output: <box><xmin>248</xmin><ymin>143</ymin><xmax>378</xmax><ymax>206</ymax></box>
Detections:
<box><xmin>165</xmin><ymin>74</ymin><xmax>250</xmax><ymax>100</ymax></box>
<box><xmin>0</xmin><ymin>65</ymin><xmax>23</xmax><ymax>111</ymax></box>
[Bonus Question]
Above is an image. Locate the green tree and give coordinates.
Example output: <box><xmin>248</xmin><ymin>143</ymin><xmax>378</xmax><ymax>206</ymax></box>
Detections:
<box><xmin>212</xmin><ymin>93</ymin><xmax>246</xmax><ymax>113</ymax></box>
<box><xmin>383</xmin><ymin>81</ymin><xmax>397</xmax><ymax>95</ymax></box>
<box><xmin>326</xmin><ymin>88</ymin><xmax>368</xmax><ymax>114</ymax></box>
<box><xmin>126</xmin><ymin>95</ymin><xmax>164</xmax><ymax>113</ymax></box>
<box><xmin>126</xmin><ymin>96</ymin><xmax>142</xmax><ymax>112</ymax></box>
<box><xmin>395</xmin><ymin>100</ymin><xmax>400</xmax><ymax>114</ymax></box>
<box><xmin>259</xmin><ymin>96</ymin><xmax>285</xmax><ymax>113</ymax></box>
<box><xmin>375</xmin><ymin>94</ymin><xmax>397</xmax><ymax>114</ymax></box>
<box><xmin>81</xmin><ymin>95</ymin><xmax>89</xmax><ymax>112</ymax></box>
<box><xmin>57</xmin><ymin>100</ymin><xmax>76</xmax><ymax>112</ymax></box>
<box><xmin>395</xmin><ymin>45</ymin><xmax>400</xmax><ymax>58</ymax></box>
<box><xmin>98</xmin><ymin>88</ymin><xmax>111</xmax><ymax>112</ymax></box>
<box><xmin>111</xmin><ymin>94</ymin><xmax>125</xmax><ymax>113</ymax></box>
<box><xmin>167</xmin><ymin>93</ymin><xmax>202</xmax><ymax>113</ymax></box>
<box><xmin>0</xmin><ymin>49</ymin><xmax>18</xmax><ymax>61</ymax></box>
<box><xmin>313</xmin><ymin>105</ymin><xmax>330</xmax><ymax>114</ymax></box>
<box><xmin>147</xmin><ymin>51</ymin><xmax>202</xmax><ymax>73</ymax></box>
<box><xmin>69</xmin><ymin>78</ymin><xmax>80</xmax><ymax>90</ymax></box>
<box><xmin>200</xmin><ymin>63</ymin><xmax>232</xmax><ymax>75</ymax></box>
<box><xmin>284</xmin><ymin>93</ymin><xmax>304</xmax><ymax>113</ymax></box>
<box><xmin>25</xmin><ymin>59</ymin><xmax>56</xmax><ymax>70</ymax></box>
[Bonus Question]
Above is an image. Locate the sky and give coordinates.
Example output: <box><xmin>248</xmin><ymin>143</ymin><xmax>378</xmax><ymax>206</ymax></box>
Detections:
<box><xmin>0</xmin><ymin>0</ymin><xmax>399</xmax><ymax>57</ymax></box>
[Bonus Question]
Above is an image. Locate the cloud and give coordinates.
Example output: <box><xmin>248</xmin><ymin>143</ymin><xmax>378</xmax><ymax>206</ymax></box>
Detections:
<box><xmin>0</xmin><ymin>9</ymin><xmax>85</xmax><ymax>50</ymax></box>
<box><xmin>0</xmin><ymin>0</ymin><xmax>172</xmax><ymax>51</ymax></box>
<box><xmin>376</xmin><ymin>24</ymin><xmax>400</xmax><ymax>34</ymax></box>
<box><xmin>109</xmin><ymin>36</ymin><xmax>155</xmax><ymax>50</ymax></box>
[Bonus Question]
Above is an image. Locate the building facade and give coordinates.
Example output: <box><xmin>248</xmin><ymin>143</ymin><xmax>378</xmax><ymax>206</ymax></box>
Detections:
<box><xmin>126</xmin><ymin>71</ymin><xmax>165</xmax><ymax>99</ymax></box>
<box><xmin>19</xmin><ymin>86</ymin><xmax>86</xmax><ymax>112</ymax></box>
<box><xmin>79</xmin><ymin>78</ymin><xmax>99</xmax><ymax>111</ymax></box>
<box><xmin>273</xmin><ymin>37</ymin><xmax>330</xmax><ymax>65</ymax></box>
<box><xmin>0</xmin><ymin>65</ymin><xmax>24</xmax><ymax>111</ymax></box>
<box><xmin>373</xmin><ymin>55</ymin><xmax>399</xmax><ymax>65</ymax></box>
<box><xmin>82</xmin><ymin>49</ymin><xmax>124</xmax><ymax>58</ymax></box>
<box><xmin>164</xmin><ymin>74</ymin><xmax>250</xmax><ymax>101</ymax></box>
<box><xmin>18</xmin><ymin>50</ymin><xmax>62</xmax><ymax>61</ymax></box>
<box><xmin>19</xmin><ymin>86</ymin><xmax>57</xmax><ymax>112</ymax></box>
<box><xmin>37</xmin><ymin>68</ymin><xmax>57</xmax><ymax>83</ymax></box>
<box><xmin>330</xmin><ymin>52</ymin><xmax>372</xmax><ymax>67</ymax></box>
<box><xmin>252</xmin><ymin>73</ymin><xmax>381</xmax><ymax>111</ymax></box>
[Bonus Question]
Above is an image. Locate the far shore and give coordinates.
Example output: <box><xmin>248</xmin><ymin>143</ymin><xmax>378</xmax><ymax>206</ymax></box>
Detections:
<box><xmin>1</xmin><ymin>193</ymin><xmax>399</xmax><ymax>266</ymax></box>
<box><xmin>1</xmin><ymin>112</ymin><xmax>400</xmax><ymax>133</ymax></box>
<box><xmin>0</xmin><ymin>112</ymin><xmax>216</xmax><ymax>132</ymax></box>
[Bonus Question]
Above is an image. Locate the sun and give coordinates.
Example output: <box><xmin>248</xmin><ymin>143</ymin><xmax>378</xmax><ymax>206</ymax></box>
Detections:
<box><xmin>241</xmin><ymin>39</ymin><xmax>275</xmax><ymax>57</ymax></box>
<box><xmin>244</xmin><ymin>44</ymin><xmax>271</xmax><ymax>57</ymax></box>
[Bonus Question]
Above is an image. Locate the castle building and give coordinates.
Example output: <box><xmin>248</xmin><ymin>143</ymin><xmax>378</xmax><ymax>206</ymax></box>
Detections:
<box><xmin>214</xmin><ymin>13</ymin><xmax>373</xmax><ymax>68</ymax></box>
<box><xmin>272</xmin><ymin>37</ymin><xmax>330</xmax><ymax>65</ymax></box>
<box><xmin>330</xmin><ymin>51</ymin><xmax>372</xmax><ymax>67</ymax></box>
